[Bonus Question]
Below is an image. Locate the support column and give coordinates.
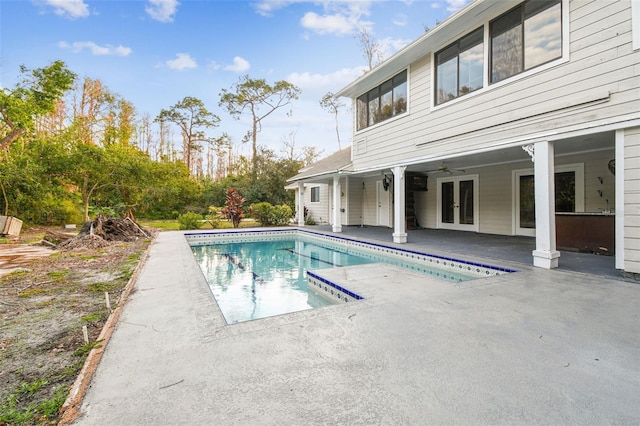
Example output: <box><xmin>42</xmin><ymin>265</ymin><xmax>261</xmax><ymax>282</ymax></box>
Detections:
<box><xmin>392</xmin><ymin>166</ymin><xmax>407</xmax><ymax>243</ymax></box>
<box><xmin>297</xmin><ymin>182</ymin><xmax>305</xmax><ymax>227</ymax></box>
<box><xmin>615</xmin><ymin>129</ymin><xmax>624</xmax><ymax>270</ymax></box>
<box><xmin>332</xmin><ymin>176</ymin><xmax>342</xmax><ymax>233</ymax></box>
<box><xmin>532</xmin><ymin>141</ymin><xmax>560</xmax><ymax>268</ymax></box>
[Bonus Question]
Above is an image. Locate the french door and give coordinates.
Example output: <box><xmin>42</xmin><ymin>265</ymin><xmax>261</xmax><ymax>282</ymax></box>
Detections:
<box><xmin>437</xmin><ymin>175</ymin><xmax>479</xmax><ymax>231</ymax></box>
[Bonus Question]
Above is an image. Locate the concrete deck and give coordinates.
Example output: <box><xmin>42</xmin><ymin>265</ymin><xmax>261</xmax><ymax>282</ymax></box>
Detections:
<box><xmin>73</xmin><ymin>229</ymin><xmax>639</xmax><ymax>425</ymax></box>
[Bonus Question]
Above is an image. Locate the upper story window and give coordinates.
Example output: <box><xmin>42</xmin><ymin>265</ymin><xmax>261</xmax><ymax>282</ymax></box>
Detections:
<box><xmin>490</xmin><ymin>0</ymin><xmax>562</xmax><ymax>83</ymax></box>
<box><xmin>435</xmin><ymin>27</ymin><xmax>484</xmax><ymax>105</ymax></box>
<box><xmin>357</xmin><ymin>70</ymin><xmax>407</xmax><ymax>131</ymax></box>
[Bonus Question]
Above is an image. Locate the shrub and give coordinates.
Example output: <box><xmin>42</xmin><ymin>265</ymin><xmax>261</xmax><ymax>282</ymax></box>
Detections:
<box><xmin>251</xmin><ymin>202</ymin><xmax>292</xmax><ymax>226</ymax></box>
<box><xmin>206</xmin><ymin>206</ymin><xmax>222</xmax><ymax>229</ymax></box>
<box><xmin>220</xmin><ymin>189</ymin><xmax>245</xmax><ymax>228</ymax></box>
<box><xmin>251</xmin><ymin>202</ymin><xmax>274</xmax><ymax>226</ymax></box>
<box><xmin>272</xmin><ymin>204</ymin><xmax>293</xmax><ymax>226</ymax></box>
<box><xmin>177</xmin><ymin>212</ymin><xmax>203</xmax><ymax>230</ymax></box>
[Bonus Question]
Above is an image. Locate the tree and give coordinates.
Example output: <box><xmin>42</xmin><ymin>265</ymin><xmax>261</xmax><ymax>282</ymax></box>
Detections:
<box><xmin>0</xmin><ymin>60</ymin><xmax>76</xmax><ymax>150</ymax></box>
<box><xmin>156</xmin><ymin>96</ymin><xmax>220</xmax><ymax>174</ymax></box>
<box><xmin>219</xmin><ymin>75</ymin><xmax>300</xmax><ymax>179</ymax></box>
<box><xmin>319</xmin><ymin>92</ymin><xmax>346</xmax><ymax>150</ymax></box>
<box><xmin>355</xmin><ymin>27</ymin><xmax>385</xmax><ymax>71</ymax></box>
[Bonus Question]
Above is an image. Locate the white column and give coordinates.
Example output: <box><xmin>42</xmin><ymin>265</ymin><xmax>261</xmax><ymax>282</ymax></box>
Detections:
<box><xmin>392</xmin><ymin>166</ymin><xmax>407</xmax><ymax>243</ymax></box>
<box><xmin>615</xmin><ymin>129</ymin><xmax>625</xmax><ymax>270</ymax></box>
<box><xmin>297</xmin><ymin>182</ymin><xmax>305</xmax><ymax>227</ymax></box>
<box><xmin>532</xmin><ymin>141</ymin><xmax>560</xmax><ymax>268</ymax></box>
<box><xmin>332</xmin><ymin>176</ymin><xmax>342</xmax><ymax>233</ymax></box>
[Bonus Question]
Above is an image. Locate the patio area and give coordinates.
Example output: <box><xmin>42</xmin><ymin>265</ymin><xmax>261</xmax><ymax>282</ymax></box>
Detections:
<box><xmin>317</xmin><ymin>225</ymin><xmax>620</xmax><ymax>280</ymax></box>
<box><xmin>70</xmin><ymin>229</ymin><xmax>639</xmax><ymax>425</ymax></box>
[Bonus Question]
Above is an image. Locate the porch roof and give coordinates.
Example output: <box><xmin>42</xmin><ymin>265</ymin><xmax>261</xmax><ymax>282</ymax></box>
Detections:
<box><xmin>287</xmin><ymin>146</ymin><xmax>353</xmax><ymax>183</ymax></box>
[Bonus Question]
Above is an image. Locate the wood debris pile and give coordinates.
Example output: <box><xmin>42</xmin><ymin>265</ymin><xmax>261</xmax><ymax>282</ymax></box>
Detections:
<box><xmin>58</xmin><ymin>216</ymin><xmax>151</xmax><ymax>251</ymax></box>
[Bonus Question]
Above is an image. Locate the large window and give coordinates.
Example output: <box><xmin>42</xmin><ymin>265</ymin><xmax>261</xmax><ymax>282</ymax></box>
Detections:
<box><xmin>435</xmin><ymin>27</ymin><xmax>484</xmax><ymax>105</ymax></box>
<box><xmin>490</xmin><ymin>0</ymin><xmax>562</xmax><ymax>83</ymax></box>
<box><xmin>357</xmin><ymin>70</ymin><xmax>407</xmax><ymax>130</ymax></box>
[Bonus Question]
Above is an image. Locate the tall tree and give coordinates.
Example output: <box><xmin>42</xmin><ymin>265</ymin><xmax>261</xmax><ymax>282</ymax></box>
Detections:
<box><xmin>355</xmin><ymin>27</ymin><xmax>384</xmax><ymax>71</ymax></box>
<box><xmin>219</xmin><ymin>75</ymin><xmax>300</xmax><ymax>179</ymax></box>
<box><xmin>319</xmin><ymin>92</ymin><xmax>346</xmax><ymax>150</ymax></box>
<box><xmin>0</xmin><ymin>60</ymin><xmax>76</xmax><ymax>150</ymax></box>
<box><xmin>155</xmin><ymin>96</ymin><xmax>220</xmax><ymax>174</ymax></box>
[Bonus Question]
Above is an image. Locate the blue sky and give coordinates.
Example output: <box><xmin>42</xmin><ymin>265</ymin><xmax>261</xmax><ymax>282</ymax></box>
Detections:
<box><xmin>1</xmin><ymin>0</ymin><xmax>469</xmax><ymax>157</ymax></box>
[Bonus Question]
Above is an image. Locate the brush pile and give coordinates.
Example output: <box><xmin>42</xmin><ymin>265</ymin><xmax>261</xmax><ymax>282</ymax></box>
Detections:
<box><xmin>58</xmin><ymin>216</ymin><xmax>151</xmax><ymax>250</ymax></box>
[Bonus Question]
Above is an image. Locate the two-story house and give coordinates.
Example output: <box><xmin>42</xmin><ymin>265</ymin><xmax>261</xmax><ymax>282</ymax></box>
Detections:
<box><xmin>288</xmin><ymin>0</ymin><xmax>640</xmax><ymax>273</ymax></box>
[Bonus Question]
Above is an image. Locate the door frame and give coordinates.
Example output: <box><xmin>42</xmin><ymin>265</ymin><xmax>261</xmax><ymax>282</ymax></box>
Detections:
<box><xmin>436</xmin><ymin>174</ymin><xmax>479</xmax><ymax>232</ymax></box>
<box><xmin>376</xmin><ymin>180</ymin><xmax>391</xmax><ymax>227</ymax></box>
<box><xmin>512</xmin><ymin>163</ymin><xmax>585</xmax><ymax>236</ymax></box>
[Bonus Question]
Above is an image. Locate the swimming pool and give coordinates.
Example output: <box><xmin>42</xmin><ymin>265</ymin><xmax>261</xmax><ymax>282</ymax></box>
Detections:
<box><xmin>187</xmin><ymin>229</ymin><xmax>516</xmax><ymax>324</ymax></box>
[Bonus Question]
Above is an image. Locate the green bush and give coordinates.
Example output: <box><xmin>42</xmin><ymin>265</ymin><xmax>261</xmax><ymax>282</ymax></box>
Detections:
<box><xmin>206</xmin><ymin>206</ymin><xmax>222</xmax><ymax>229</ymax></box>
<box><xmin>251</xmin><ymin>202</ymin><xmax>292</xmax><ymax>226</ymax></box>
<box><xmin>177</xmin><ymin>212</ymin><xmax>203</xmax><ymax>230</ymax></box>
<box><xmin>272</xmin><ymin>204</ymin><xmax>293</xmax><ymax>226</ymax></box>
<box><xmin>251</xmin><ymin>202</ymin><xmax>274</xmax><ymax>226</ymax></box>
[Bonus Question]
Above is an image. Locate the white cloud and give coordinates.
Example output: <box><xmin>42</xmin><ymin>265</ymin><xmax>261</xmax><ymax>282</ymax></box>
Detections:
<box><xmin>379</xmin><ymin>37</ymin><xmax>411</xmax><ymax>57</ymax></box>
<box><xmin>300</xmin><ymin>11</ymin><xmax>354</xmax><ymax>36</ymax></box>
<box><xmin>445</xmin><ymin>0</ymin><xmax>469</xmax><ymax>12</ymax></box>
<box><xmin>164</xmin><ymin>53</ymin><xmax>197</xmax><ymax>70</ymax></box>
<box><xmin>58</xmin><ymin>41</ymin><xmax>132</xmax><ymax>56</ymax></box>
<box><xmin>287</xmin><ymin>67</ymin><xmax>366</xmax><ymax>96</ymax></box>
<box><xmin>393</xmin><ymin>13</ymin><xmax>408</xmax><ymax>27</ymax></box>
<box><xmin>253</xmin><ymin>0</ymin><xmax>298</xmax><ymax>17</ymax></box>
<box><xmin>297</xmin><ymin>1</ymin><xmax>373</xmax><ymax>36</ymax></box>
<box><xmin>40</xmin><ymin>0</ymin><xmax>89</xmax><ymax>19</ymax></box>
<box><xmin>223</xmin><ymin>57</ymin><xmax>250</xmax><ymax>73</ymax></box>
<box><xmin>145</xmin><ymin>0</ymin><xmax>179</xmax><ymax>23</ymax></box>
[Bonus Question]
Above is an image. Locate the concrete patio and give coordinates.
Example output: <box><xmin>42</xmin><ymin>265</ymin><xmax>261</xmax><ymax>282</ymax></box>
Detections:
<box><xmin>71</xmin><ymin>228</ymin><xmax>639</xmax><ymax>425</ymax></box>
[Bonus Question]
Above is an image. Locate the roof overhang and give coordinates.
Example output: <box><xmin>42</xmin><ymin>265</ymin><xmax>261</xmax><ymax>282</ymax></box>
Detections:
<box><xmin>336</xmin><ymin>0</ymin><xmax>511</xmax><ymax>99</ymax></box>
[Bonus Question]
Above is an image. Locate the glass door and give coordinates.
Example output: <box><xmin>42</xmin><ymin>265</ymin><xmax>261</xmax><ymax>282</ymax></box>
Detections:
<box><xmin>437</xmin><ymin>175</ymin><xmax>479</xmax><ymax>231</ymax></box>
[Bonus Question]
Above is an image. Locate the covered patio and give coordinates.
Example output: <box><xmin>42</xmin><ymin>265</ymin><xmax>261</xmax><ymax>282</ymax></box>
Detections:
<box><xmin>312</xmin><ymin>225</ymin><xmax>620</xmax><ymax>280</ymax></box>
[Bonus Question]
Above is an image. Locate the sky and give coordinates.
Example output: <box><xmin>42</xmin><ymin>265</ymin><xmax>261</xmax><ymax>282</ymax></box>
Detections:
<box><xmin>0</xmin><ymin>0</ymin><xmax>470</xmax><ymax>158</ymax></box>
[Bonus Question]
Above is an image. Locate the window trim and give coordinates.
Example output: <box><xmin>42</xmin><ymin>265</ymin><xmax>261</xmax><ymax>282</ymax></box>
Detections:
<box><xmin>310</xmin><ymin>186</ymin><xmax>320</xmax><ymax>203</ymax></box>
<box><xmin>489</xmin><ymin>0</ymin><xmax>563</xmax><ymax>85</ymax></box>
<box><xmin>434</xmin><ymin>26</ymin><xmax>484</xmax><ymax>105</ymax></box>
<box><xmin>511</xmin><ymin>162</ymin><xmax>584</xmax><ymax>236</ymax></box>
<box><xmin>431</xmin><ymin>0</ymin><xmax>569</xmax><ymax>112</ymax></box>
<box><xmin>355</xmin><ymin>69</ymin><xmax>409</xmax><ymax>132</ymax></box>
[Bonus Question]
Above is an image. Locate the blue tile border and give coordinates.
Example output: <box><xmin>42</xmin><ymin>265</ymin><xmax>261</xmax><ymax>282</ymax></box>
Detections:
<box><xmin>184</xmin><ymin>228</ymin><xmax>518</xmax><ymax>278</ymax></box>
<box><xmin>307</xmin><ymin>271</ymin><xmax>364</xmax><ymax>303</ymax></box>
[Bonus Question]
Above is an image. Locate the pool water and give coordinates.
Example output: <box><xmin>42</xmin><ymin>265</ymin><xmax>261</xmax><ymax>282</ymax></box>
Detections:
<box><xmin>191</xmin><ymin>239</ymin><xmax>377</xmax><ymax>324</ymax></box>
<box><xmin>191</xmin><ymin>234</ymin><xmax>481</xmax><ymax>324</ymax></box>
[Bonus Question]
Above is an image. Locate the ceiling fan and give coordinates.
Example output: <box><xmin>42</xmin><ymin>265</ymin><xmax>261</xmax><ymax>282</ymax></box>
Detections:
<box><xmin>424</xmin><ymin>162</ymin><xmax>466</xmax><ymax>174</ymax></box>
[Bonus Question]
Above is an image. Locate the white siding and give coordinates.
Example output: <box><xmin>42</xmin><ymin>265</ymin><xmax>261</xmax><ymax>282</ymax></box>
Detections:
<box><xmin>302</xmin><ymin>184</ymin><xmax>330</xmax><ymax>225</ymax></box>
<box><xmin>351</xmin><ymin>0</ymin><xmax>639</xmax><ymax>171</ymax></box>
<box><xmin>414</xmin><ymin>150</ymin><xmax>616</xmax><ymax>235</ymax></box>
<box><xmin>624</xmin><ymin>126</ymin><xmax>640</xmax><ymax>273</ymax></box>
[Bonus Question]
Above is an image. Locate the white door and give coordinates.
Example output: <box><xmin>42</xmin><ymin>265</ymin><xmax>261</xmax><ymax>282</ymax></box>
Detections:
<box><xmin>437</xmin><ymin>175</ymin><xmax>479</xmax><ymax>231</ymax></box>
<box><xmin>377</xmin><ymin>180</ymin><xmax>391</xmax><ymax>227</ymax></box>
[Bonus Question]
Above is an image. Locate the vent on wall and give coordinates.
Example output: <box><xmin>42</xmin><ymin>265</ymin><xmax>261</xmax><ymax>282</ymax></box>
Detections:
<box><xmin>356</xmin><ymin>138</ymin><xmax>367</xmax><ymax>155</ymax></box>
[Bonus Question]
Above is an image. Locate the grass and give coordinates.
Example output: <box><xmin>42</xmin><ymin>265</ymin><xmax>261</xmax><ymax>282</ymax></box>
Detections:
<box><xmin>0</xmin><ymin>380</ymin><xmax>68</xmax><ymax>425</ymax></box>
<box><xmin>139</xmin><ymin>218</ymin><xmax>260</xmax><ymax>231</ymax></box>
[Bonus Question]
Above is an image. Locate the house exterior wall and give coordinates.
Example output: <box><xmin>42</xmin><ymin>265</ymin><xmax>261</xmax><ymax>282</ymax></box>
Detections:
<box><xmin>351</xmin><ymin>0</ymin><xmax>639</xmax><ymax>172</ymax></box>
<box><xmin>624</xmin><ymin>126</ymin><xmax>640</xmax><ymax>273</ymax></box>
<box><xmin>413</xmin><ymin>149</ymin><xmax>616</xmax><ymax>235</ymax></box>
<box><xmin>298</xmin><ymin>184</ymin><xmax>330</xmax><ymax>225</ymax></box>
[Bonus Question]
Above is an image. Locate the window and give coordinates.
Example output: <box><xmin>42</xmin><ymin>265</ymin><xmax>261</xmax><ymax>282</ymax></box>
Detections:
<box><xmin>435</xmin><ymin>27</ymin><xmax>484</xmax><ymax>105</ymax></box>
<box><xmin>490</xmin><ymin>0</ymin><xmax>562</xmax><ymax>84</ymax></box>
<box><xmin>310</xmin><ymin>187</ymin><xmax>320</xmax><ymax>203</ymax></box>
<box><xmin>357</xmin><ymin>70</ymin><xmax>407</xmax><ymax>130</ymax></box>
